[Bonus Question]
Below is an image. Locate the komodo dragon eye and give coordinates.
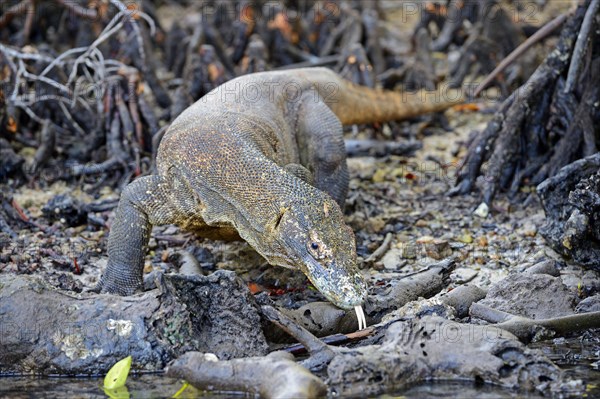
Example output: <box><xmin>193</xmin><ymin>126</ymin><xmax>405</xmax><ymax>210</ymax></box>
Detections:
<box><xmin>307</xmin><ymin>231</ymin><xmax>333</xmax><ymax>261</ymax></box>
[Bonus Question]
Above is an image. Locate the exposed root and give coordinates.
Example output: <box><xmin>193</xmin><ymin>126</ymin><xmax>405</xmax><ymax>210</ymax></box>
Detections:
<box><xmin>450</xmin><ymin>2</ymin><xmax>597</xmax><ymax>205</ymax></box>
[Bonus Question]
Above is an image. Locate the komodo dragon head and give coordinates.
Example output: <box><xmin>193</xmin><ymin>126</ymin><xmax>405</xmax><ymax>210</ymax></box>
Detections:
<box><xmin>258</xmin><ymin>190</ymin><xmax>368</xmax><ymax>320</ymax></box>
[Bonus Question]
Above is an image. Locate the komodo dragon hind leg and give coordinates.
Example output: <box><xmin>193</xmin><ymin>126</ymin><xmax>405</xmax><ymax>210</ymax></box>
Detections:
<box><xmin>94</xmin><ymin>174</ymin><xmax>181</xmax><ymax>295</ymax></box>
<box><xmin>296</xmin><ymin>93</ymin><xmax>349</xmax><ymax>207</ymax></box>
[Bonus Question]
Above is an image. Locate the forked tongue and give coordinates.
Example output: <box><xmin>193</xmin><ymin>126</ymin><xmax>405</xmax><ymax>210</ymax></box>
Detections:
<box><xmin>354</xmin><ymin>305</ymin><xmax>367</xmax><ymax>330</ymax></box>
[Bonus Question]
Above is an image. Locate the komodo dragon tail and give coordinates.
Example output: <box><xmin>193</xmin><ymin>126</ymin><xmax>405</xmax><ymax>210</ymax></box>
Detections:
<box><xmin>303</xmin><ymin>68</ymin><xmax>465</xmax><ymax>126</ymax></box>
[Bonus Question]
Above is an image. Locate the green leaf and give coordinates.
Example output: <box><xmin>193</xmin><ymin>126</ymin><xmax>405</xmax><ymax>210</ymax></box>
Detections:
<box><xmin>171</xmin><ymin>381</ymin><xmax>190</xmax><ymax>398</ymax></box>
<box><xmin>103</xmin><ymin>386</ymin><xmax>130</xmax><ymax>399</ymax></box>
<box><xmin>104</xmin><ymin>356</ymin><xmax>132</xmax><ymax>389</ymax></box>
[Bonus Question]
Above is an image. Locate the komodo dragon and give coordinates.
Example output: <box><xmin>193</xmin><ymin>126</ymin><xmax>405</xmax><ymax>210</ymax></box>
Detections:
<box><xmin>95</xmin><ymin>68</ymin><xmax>462</xmax><ymax>328</ymax></box>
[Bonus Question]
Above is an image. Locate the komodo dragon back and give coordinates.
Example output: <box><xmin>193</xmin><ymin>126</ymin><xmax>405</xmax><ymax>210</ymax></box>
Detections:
<box><xmin>95</xmin><ymin>68</ymin><xmax>462</xmax><ymax>326</ymax></box>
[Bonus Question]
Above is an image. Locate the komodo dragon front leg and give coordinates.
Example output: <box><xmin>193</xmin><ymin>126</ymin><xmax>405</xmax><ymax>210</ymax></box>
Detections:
<box><xmin>94</xmin><ymin>172</ymin><xmax>201</xmax><ymax>294</ymax></box>
<box><xmin>94</xmin><ymin>176</ymin><xmax>174</xmax><ymax>294</ymax></box>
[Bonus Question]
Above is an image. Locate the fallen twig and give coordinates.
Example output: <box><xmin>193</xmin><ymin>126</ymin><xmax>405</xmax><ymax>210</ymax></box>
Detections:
<box><xmin>283</xmin><ymin>327</ymin><xmax>375</xmax><ymax>355</ymax></box>
<box><xmin>261</xmin><ymin>305</ymin><xmax>336</xmax><ymax>369</ymax></box>
<box><xmin>167</xmin><ymin>351</ymin><xmax>327</xmax><ymax>399</ymax></box>
<box><xmin>470</xmin><ymin>302</ymin><xmax>600</xmax><ymax>343</ymax></box>
<box><xmin>365</xmin><ymin>232</ymin><xmax>392</xmax><ymax>263</ymax></box>
<box><xmin>345</xmin><ymin>139</ymin><xmax>422</xmax><ymax>157</ymax></box>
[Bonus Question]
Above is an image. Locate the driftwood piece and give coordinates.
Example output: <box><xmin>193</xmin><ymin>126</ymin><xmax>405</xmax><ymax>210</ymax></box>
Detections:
<box><xmin>367</xmin><ymin>259</ymin><xmax>455</xmax><ymax>322</ymax></box>
<box><xmin>326</xmin><ymin>316</ymin><xmax>578</xmax><ymax>397</ymax></box>
<box><xmin>0</xmin><ymin>271</ymin><xmax>268</xmax><ymax>375</ymax></box>
<box><xmin>281</xmin><ymin>327</ymin><xmax>376</xmax><ymax>356</ymax></box>
<box><xmin>167</xmin><ymin>351</ymin><xmax>327</xmax><ymax>399</ymax></box>
<box><xmin>439</xmin><ymin>284</ymin><xmax>487</xmax><ymax>318</ymax></box>
<box><xmin>262</xmin><ymin>305</ymin><xmax>337</xmax><ymax>371</ymax></box>
<box><xmin>470</xmin><ymin>303</ymin><xmax>600</xmax><ymax>343</ymax></box>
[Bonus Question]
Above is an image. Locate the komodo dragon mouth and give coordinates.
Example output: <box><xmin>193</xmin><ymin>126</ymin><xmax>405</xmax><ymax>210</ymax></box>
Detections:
<box><xmin>298</xmin><ymin>246</ymin><xmax>368</xmax><ymax>329</ymax></box>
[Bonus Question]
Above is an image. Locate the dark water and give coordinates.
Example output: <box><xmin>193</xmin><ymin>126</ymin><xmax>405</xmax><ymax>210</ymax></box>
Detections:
<box><xmin>0</xmin><ymin>374</ymin><xmax>598</xmax><ymax>398</ymax></box>
<box><xmin>1</xmin><ymin>337</ymin><xmax>598</xmax><ymax>399</ymax></box>
<box><xmin>0</xmin><ymin>375</ymin><xmax>210</xmax><ymax>399</ymax></box>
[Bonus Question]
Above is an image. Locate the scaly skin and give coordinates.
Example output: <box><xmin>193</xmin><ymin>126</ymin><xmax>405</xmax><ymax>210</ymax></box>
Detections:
<box><xmin>95</xmin><ymin>68</ymin><xmax>462</xmax><ymax>310</ymax></box>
